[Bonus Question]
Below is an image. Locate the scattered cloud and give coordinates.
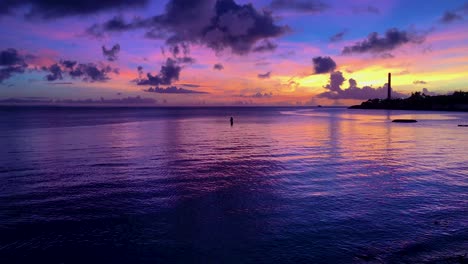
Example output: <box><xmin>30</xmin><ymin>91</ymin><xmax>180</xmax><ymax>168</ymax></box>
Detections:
<box><xmin>269</xmin><ymin>0</ymin><xmax>328</xmax><ymax>13</ymax></box>
<box><xmin>86</xmin><ymin>0</ymin><xmax>289</xmax><ymax>55</ymax></box>
<box><xmin>102</xmin><ymin>44</ymin><xmax>121</xmax><ymax>61</ymax></box>
<box><xmin>0</xmin><ymin>48</ymin><xmax>28</xmax><ymax>83</ymax></box>
<box><xmin>252</xmin><ymin>40</ymin><xmax>278</xmax><ymax>53</ymax></box>
<box><xmin>413</xmin><ymin>80</ymin><xmax>427</xmax><ymax>85</ymax></box>
<box><xmin>440</xmin><ymin>11</ymin><xmax>463</xmax><ymax>24</ymax></box>
<box><xmin>329</xmin><ymin>29</ymin><xmax>347</xmax><ymax>42</ymax></box>
<box><xmin>312</xmin><ymin>56</ymin><xmax>336</xmax><ymax>74</ymax></box>
<box><xmin>257</xmin><ymin>71</ymin><xmax>271</xmax><ymax>79</ymax></box>
<box><xmin>0</xmin><ymin>0</ymin><xmax>149</xmax><ymax>19</ymax></box>
<box><xmin>439</xmin><ymin>3</ymin><xmax>468</xmax><ymax>24</ymax></box>
<box><xmin>213</xmin><ymin>63</ymin><xmax>224</xmax><ymax>70</ymax></box>
<box><xmin>43</xmin><ymin>60</ymin><xmax>119</xmax><ymax>82</ymax></box>
<box><xmin>137</xmin><ymin>58</ymin><xmax>181</xmax><ymax>86</ymax></box>
<box><xmin>241</xmin><ymin>92</ymin><xmax>273</xmax><ymax>98</ymax></box>
<box><xmin>144</xmin><ymin>86</ymin><xmax>208</xmax><ymax>94</ymax></box>
<box><xmin>352</xmin><ymin>5</ymin><xmax>380</xmax><ymax>14</ymax></box>
<box><xmin>317</xmin><ymin>71</ymin><xmax>407</xmax><ymax>100</ymax></box>
<box><xmin>342</xmin><ymin>28</ymin><xmax>425</xmax><ymax>55</ymax></box>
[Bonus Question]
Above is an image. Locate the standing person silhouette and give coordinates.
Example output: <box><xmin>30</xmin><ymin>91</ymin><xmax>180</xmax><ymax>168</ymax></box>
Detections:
<box><xmin>230</xmin><ymin>116</ymin><xmax>234</xmax><ymax>126</ymax></box>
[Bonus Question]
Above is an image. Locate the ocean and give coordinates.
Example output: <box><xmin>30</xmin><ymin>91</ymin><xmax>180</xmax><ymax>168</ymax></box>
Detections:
<box><xmin>0</xmin><ymin>106</ymin><xmax>467</xmax><ymax>263</ymax></box>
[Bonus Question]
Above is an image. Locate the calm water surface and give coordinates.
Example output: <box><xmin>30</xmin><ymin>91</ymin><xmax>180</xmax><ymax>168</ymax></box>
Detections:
<box><xmin>0</xmin><ymin>107</ymin><xmax>467</xmax><ymax>263</ymax></box>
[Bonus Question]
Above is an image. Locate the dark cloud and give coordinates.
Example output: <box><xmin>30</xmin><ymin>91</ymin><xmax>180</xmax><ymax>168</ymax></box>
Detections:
<box><xmin>144</xmin><ymin>86</ymin><xmax>208</xmax><ymax>94</ymax></box>
<box><xmin>257</xmin><ymin>71</ymin><xmax>271</xmax><ymax>79</ymax></box>
<box><xmin>87</xmin><ymin>0</ymin><xmax>289</xmax><ymax>55</ymax></box>
<box><xmin>43</xmin><ymin>61</ymin><xmax>118</xmax><ymax>82</ymax></box>
<box><xmin>439</xmin><ymin>3</ymin><xmax>468</xmax><ymax>24</ymax></box>
<box><xmin>352</xmin><ymin>5</ymin><xmax>380</xmax><ymax>14</ymax></box>
<box><xmin>137</xmin><ymin>58</ymin><xmax>181</xmax><ymax>86</ymax></box>
<box><xmin>422</xmin><ymin>88</ymin><xmax>437</xmax><ymax>96</ymax></box>
<box><xmin>329</xmin><ymin>29</ymin><xmax>347</xmax><ymax>42</ymax></box>
<box><xmin>342</xmin><ymin>28</ymin><xmax>425</xmax><ymax>55</ymax></box>
<box><xmin>251</xmin><ymin>92</ymin><xmax>272</xmax><ymax>98</ymax></box>
<box><xmin>176</xmin><ymin>57</ymin><xmax>195</xmax><ymax>64</ymax></box>
<box><xmin>0</xmin><ymin>48</ymin><xmax>28</xmax><ymax>83</ymax></box>
<box><xmin>252</xmin><ymin>40</ymin><xmax>278</xmax><ymax>53</ymax></box>
<box><xmin>45</xmin><ymin>64</ymin><xmax>63</xmax><ymax>81</ymax></box>
<box><xmin>0</xmin><ymin>0</ymin><xmax>149</xmax><ymax>19</ymax></box>
<box><xmin>137</xmin><ymin>66</ymin><xmax>144</xmax><ymax>80</ymax></box>
<box><xmin>317</xmin><ymin>71</ymin><xmax>406</xmax><ymax>100</ymax></box>
<box><xmin>60</xmin><ymin>60</ymin><xmax>77</xmax><ymax>69</ymax></box>
<box><xmin>270</xmin><ymin>0</ymin><xmax>328</xmax><ymax>13</ymax></box>
<box><xmin>213</xmin><ymin>63</ymin><xmax>224</xmax><ymax>70</ymax></box>
<box><xmin>413</xmin><ymin>80</ymin><xmax>427</xmax><ymax>85</ymax></box>
<box><xmin>439</xmin><ymin>11</ymin><xmax>463</xmax><ymax>24</ymax></box>
<box><xmin>102</xmin><ymin>44</ymin><xmax>121</xmax><ymax>61</ymax></box>
<box><xmin>312</xmin><ymin>56</ymin><xmax>337</xmax><ymax>74</ymax></box>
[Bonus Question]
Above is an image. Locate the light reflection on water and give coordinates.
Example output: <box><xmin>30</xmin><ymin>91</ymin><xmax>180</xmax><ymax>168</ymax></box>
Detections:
<box><xmin>0</xmin><ymin>107</ymin><xmax>467</xmax><ymax>263</ymax></box>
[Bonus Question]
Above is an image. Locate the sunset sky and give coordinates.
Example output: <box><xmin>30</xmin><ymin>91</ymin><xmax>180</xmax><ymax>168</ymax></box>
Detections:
<box><xmin>0</xmin><ymin>0</ymin><xmax>467</xmax><ymax>106</ymax></box>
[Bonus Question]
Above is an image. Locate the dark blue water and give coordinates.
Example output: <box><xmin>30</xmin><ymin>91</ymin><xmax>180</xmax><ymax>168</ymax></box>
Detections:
<box><xmin>0</xmin><ymin>107</ymin><xmax>467</xmax><ymax>263</ymax></box>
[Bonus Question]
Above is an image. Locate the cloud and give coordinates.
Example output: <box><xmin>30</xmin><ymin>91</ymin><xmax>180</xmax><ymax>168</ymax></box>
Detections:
<box><xmin>422</xmin><ymin>88</ymin><xmax>437</xmax><ymax>96</ymax></box>
<box><xmin>342</xmin><ymin>28</ymin><xmax>425</xmax><ymax>55</ymax></box>
<box><xmin>269</xmin><ymin>0</ymin><xmax>328</xmax><ymax>13</ymax></box>
<box><xmin>137</xmin><ymin>58</ymin><xmax>181</xmax><ymax>86</ymax></box>
<box><xmin>329</xmin><ymin>29</ymin><xmax>347</xmax><ymax>42</ymax></box>
<box><xmin>0</xmin><ymin>48</ymin><xmax>28</xmax><ymax>83</ymax></box>
<box><xmin>87</xmin><ymin>0</ymin><xmax>289</xmax><ymax>55</ymax></box>
<box><xmin>257</xmin><ymin>71</ymin><xmax>271</xmax><ymax>79</ymax></box>
<box><xmin>312</xmin><ymin>56</ymin><xmax>337</xmax><ymax>74</ymax></box>
<box><xmin>144</xmin><ymin>86</ymin><xmax>208</xmax><ymax>94</ymax></box>
<box><xmin>317</xmin><ymin>71</ymin><xmax>407</xmax><ymax>100</ymax></box>
<box><xmin>352</xmin><ymin>5</ymin><xmax>380</xmax><ymax>14</ymax></box>
<box><xmin>43</xmin><ymin>61</ymin><xmax>118</xmax><ymax>82</ymax></box>
<box><xmin>0</xmin><ymin>0</ymin><xmax>149</xmax><ymax>19</ymax></box>
<box><xmin>439</xmin><ymin>11</ymin><xmax>463</xmax><ymax>24</ymax></box>
<box><xmin>102</xmin><ymin>44</ymin><xmax>121</xmax><ymax>61</ymax></box>
<box><xmin>252</xmin><ymin>40</ymin><xmax>278</xmax><ymax>53</ymax></box>
<box><xmin>439</xmin><ymin>3</ymin><xmax>468</xmax><ymax>24</ymax></box>
<box><xmin>213</xmin><ymin>63</ymin><xmax>224</xmax><ymax>70</ymax></box>
<box><xmin>45</xmin><ymin>64</ymin><xmax>63</xmax><ymax>81</ymax></box>
<box><xmin>413</xmin><ymin>80</ymin><xmax>427</xmax><ymax>85</ymax></box>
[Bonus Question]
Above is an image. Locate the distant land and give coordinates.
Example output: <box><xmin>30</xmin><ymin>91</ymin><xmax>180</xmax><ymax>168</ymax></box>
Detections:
<box><xmin>350</xmin><ymin>91</ymin><xmax>468</xmax><ymax>111</ymax></box>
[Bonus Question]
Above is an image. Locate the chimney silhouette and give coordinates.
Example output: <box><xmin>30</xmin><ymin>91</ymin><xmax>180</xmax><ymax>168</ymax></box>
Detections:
<box><xmin>387</xmin><ymin>72</ymin><xmax>392</xmax><ymax>100</ymax></box>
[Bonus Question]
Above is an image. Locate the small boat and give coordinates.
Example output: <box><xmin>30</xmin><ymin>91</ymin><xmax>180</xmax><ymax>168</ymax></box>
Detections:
<box><xmin>458</xmin><ymin>124</ymin><xmax>468</xmax><ymax>127</ymax></box>
<box><xmin>392</xmin><ymin>119</ymin><xmax>417</xmax><ymax>123</ymax></box>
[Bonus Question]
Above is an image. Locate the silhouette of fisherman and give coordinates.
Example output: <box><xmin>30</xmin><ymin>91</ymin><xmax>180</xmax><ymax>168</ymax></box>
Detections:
<box><xmin>230</xmin><ymin>116</ymin><xmax>234</xmax><ymax>126</ymax></box>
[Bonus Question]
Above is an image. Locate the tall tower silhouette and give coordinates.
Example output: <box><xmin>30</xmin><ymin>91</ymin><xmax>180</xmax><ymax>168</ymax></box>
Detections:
<box><xmin>387</xmin><ymin>72</ymin><xmax>392</xmax><ymax>100</ymax></box>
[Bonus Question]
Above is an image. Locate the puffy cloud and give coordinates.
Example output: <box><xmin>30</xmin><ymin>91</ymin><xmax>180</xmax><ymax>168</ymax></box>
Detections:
<box><xmin>413</xmin><ymin>80</ymin><xmax>427</xmax><ymax>85</ymax></box>
<box><xmin>144</xmin><ymin>86</ymin><xmax>208</xmax><ymax>94</ymax></box>
<box><xmin>213</xmin><ymin>63</ymin><xmax>224</xmax><ymax>70</ymax></box>
<box><xmin>269</xmin><ymin>0</ymin><xmax>328</xmax><ymax>13</ymax></box>
<box><xmin>45</xmin><ymin>64</ymin><xmax>63</xmax><ymax>81</ymax></box>
<box><xmin>342</xmin><ymin>28</ymin><xmax>425</xmax><ymax>55</ymax></box>
<box><xmin>137</xmin><ymin>58</ymin><xmax>181</xmax><ymax>86</ymax></box>
<box><xmin>0</xmin><ymin>0</ymin><xmax>149</xmax><ymax>19</ymax></box>
<box><xmin>329</xmin><ymin>30</ymin><xmax>347</xmax><ymax>42</ymax></box>
<box><xmin>87</xmin><ymin>0</ymin><xmax>289</xmax><ymax>55</ymax></box>
<box><xmin>43</xmin><ymin>61</ymin><xmax>118</xmax><ymax>82</ymax></box>
<box><xmin>317</xmin><ymin>71</ymin><xmax>406</xmax><ymax>100</ymax></box>
<box><xmin>102</xmin><ymin>44</ymin><xmax>120</xmax><ymax>61</ymax></box>
<box><xmin>0</xmin><ymin>48</ymin><xmax>28</xmax><ymax>83</ymax></box>
<box><xmin>312</xmin><ymin>56</ymin><xmax>336</xmax><ymax>74</ymax></box>
<box><xmin>257</xmin><ymin>71</ymin><xmax>271</xmax><ymax>79</ymax></box>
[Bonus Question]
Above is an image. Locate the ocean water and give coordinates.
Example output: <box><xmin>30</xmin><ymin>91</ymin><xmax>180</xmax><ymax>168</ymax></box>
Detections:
<box><xmin>0</xmin><ymin>106</ymin><xmax>467</xmax><ymax>263</ymax></box>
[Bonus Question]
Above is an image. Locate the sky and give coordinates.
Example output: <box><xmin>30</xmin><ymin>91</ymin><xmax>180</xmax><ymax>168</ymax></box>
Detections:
<box><xmin>0</xmin><ymin>0</ymin><xmax>467</xmax><ymax>106</ymax></box>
